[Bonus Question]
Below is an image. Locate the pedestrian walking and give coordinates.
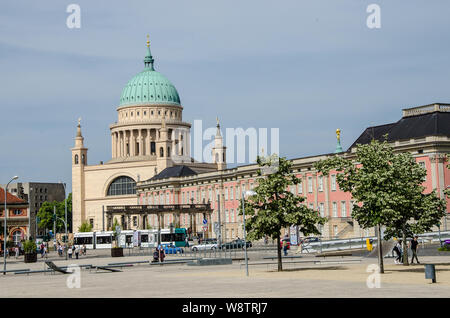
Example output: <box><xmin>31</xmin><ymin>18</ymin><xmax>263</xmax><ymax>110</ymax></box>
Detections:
<box><xmin>82</xmin><ymin>244</ymin><xmax>87</xmax><ymax>256</ymax></box>
<box><xmin>393</xmin><ymin>240</ymin><xmax>402</xmax><ymax>264</ymax></box>
<box><xmin>282</xmin><ymin>239</ymin><xmax>288</xmax><ymax>256</ymax></box>
<box><xmin>68</xmin><ymin>245</ymin><xmax>73</xmax><ymax>259</ymax></box>
<box><xmin>75</xmin><ymin>245</ymin><xmax>80</xmax><ymax>259</ymax></box>
<box><xmin>40</xmin><ymin>243</ymin><xmax>45</xmax><ymax>257</ymax></box>
<box><xmin>42</xmin><ymin>245</ymin><xmax>47</xmax><ymax>258</ymax></box>
<box><xmin>14</xmin><ymin>246</ymin><xmax>19</xmax><ymax>259</ymax></box>
<box><xmin>152</xmin><ymin>248</ymin><xmax>159</xmax><ymax>263</ymax></box>
<box><xmin>409</xmin><ymin>236</ymin><xmax>420</xmax><ymax>264</ymax></box>
<box><xmin>159</xmin><ymin>247</ymin><xmax>165</xmax><ymax>263</ymax></box>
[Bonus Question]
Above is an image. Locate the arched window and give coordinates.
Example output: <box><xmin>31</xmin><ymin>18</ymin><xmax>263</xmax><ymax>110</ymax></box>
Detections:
<box><xmin>160</xmin><ymin>147</ymin><xmax>164</xmax><ymax>157</ymax></box>
<box><xmin>167</xmin><ymin>147</ymin><xmax>170</xmax><ymax>156</ymax></box>
<box><xmin>215</xmin><ymin>153</ymin><xmax>219</xmax><ymax>163</ymax></box>
<box><xmin>107</xmin><ymin>176</ymin><xmax>136</xmax><ymax>196</ymax></box>
<box><xmin>81</xmin><ymin>154</ymin><xmax>86</xmax><ymax>165</ymax></box>
<box><xmin>74</xmin><ymin>154</ymin><xmax>79</xmax><ymax>164</ymax></box>
<box><xmin>12</xmin><ymin>230</ymin><xmax>22</xmax><ymax>245</ymax></box>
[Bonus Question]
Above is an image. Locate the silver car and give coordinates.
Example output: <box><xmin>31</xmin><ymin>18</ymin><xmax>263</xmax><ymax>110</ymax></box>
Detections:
<box><xmin>191</xmin><ymin>241</ymin><xmax>218</xmax><ymax>251</ymax></box>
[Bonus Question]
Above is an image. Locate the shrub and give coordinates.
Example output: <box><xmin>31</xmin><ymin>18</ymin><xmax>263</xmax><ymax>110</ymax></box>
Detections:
<box><xmin>23</xmin><ymin>240</ymin><xmax>37</xmax><ymax>254</ymax></box>
<box><xmin>78</xmin><ymin>221</ymin><xmax>93</xmax><ymax>232</ymax></box>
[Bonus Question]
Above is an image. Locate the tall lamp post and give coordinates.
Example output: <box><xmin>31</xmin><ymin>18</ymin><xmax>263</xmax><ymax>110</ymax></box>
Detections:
<box><xmin>60</xmin><ymin>182</ymin><xmax>68</xmax><ymax>260</ymax></box>
<box><xmin>3</xmin><ymin>176</ymin><xmax>18</xmax><ymax>275</ymax></box>
<box><xmin>241</xmin><ymin>190</ymin><xmax>256</xmax><ymax>277</ymax></box>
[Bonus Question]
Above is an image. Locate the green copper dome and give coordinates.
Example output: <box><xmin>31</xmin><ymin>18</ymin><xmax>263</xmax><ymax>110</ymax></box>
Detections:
<box><xmin>119</xmin><ymin>40</ymin><xmax>181</xmax><ymax>107</ymax></box>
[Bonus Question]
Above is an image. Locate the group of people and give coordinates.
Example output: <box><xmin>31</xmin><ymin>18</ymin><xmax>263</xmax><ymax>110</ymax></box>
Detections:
<box><xmin>66</xmin><ymin>244</ymin><xmax>87</xmax><ymax>259</ymax></box>
<box><xmin>1</xmin><ymin>242</ymin><xmax>23</xmax><ymax>258</ymax></box>
<box><xmin>38</xmin><ymin>242</ymin><xmax>87</xmax><ymax>259</ymax></box>
<box><xmin>152</xmin><ymin>246</ymin><xmax>166</xmax><ymax>263</ymax></box>
<box><xmin>392</xmin><ymin>236</ymin><xmax>420</xmax><ymax>264</ymax></box>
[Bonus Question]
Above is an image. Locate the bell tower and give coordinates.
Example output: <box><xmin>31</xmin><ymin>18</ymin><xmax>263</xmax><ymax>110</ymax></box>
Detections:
<box><xmin>212</xmin><ymin>117</ymin><xmax>227</xmax><ymax>170</ymax></box>
<box><xmin>71</xmin><ymin>118</ymin><xmax>88</xmax><ymax>232</ymax></box>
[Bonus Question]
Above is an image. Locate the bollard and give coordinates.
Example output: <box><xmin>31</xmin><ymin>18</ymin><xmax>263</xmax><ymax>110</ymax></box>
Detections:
<box><xmin>424</xmin><ymin>264</ymin><xmax>436</xmax><ymax>283</ymax></box>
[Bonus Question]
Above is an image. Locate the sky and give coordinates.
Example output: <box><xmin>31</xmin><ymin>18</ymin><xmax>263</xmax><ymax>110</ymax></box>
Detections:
<box><xmin>1</xmin><ymin>0</ymin><xmax>450</xmax><ymax>193</ymax></box>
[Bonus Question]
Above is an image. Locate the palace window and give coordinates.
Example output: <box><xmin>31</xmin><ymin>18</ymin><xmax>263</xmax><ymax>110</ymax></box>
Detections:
<box><xmin>332</xmin><ymin>202</ymin><xmax>338</xmax><ymax>217</ymax></box>
<box><xmin>341</xmin><ymin>201</ymin><xmax>347</xmax><ymax>217</ymax></box>
<box><xmin>331</xmin><ymin>175</ymin><xmax>336</xmax><ymax>191</ymax></box>
<box><xmin>318</xmin><ymin>176</ymin><xmax>323</xmax><ymax>192</ymax></box>
<box><xmin>418</xmin><ymin>161</ymin><xmax>427</xmax><ymax>181</ymax></box>
<box><xmin>107</xmin><ymin>176</ymin><xmax>136</xmax><ymax>196</ymax></box>
<box><xmin>308</xmin><ymin>177</ymin><xmax>313</xmax><ymax>193</ymax></box>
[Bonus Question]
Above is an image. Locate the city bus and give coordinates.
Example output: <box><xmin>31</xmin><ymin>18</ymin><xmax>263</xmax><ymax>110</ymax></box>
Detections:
<box><xmin>160</xmin><ymin>228</ymin><xmax>188</xmax><ymax>247</ymax></box>
<box><xmin>73</xmin><ymin>228</ymin><xmax>188</xmax><ymax>249</ymax></box>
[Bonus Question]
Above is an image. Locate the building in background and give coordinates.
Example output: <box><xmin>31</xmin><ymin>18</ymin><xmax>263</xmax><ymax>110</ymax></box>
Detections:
<box><xmin>136</xmin><ymin>103</ymin><xmax>450</xmax><ymax>240</ymax></box>
<box><xmin>0</xmin><ymin>187</ymin><xmax>29</xmax><ymax>245</ymax></box>
<box><xmin>71</xmin><ymin>38</ymin><xmax>450</xmax><ymax>240</ymax></box>
<box><xmin>0</xmin><ymin>183</ymin><xmax>65</xmax><ymax>239</ymax></box>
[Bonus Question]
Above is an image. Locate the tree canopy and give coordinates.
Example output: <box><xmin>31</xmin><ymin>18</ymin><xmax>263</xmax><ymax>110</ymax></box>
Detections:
<box><xmin>78</xmin><ymin>221</ymin><xmax>93</xmax><ymax>232</ymax></box>
<box><xmin>37</xmin><ymin>193</ymin><xmax>72</xmax><ymax>233</ymax></box>
<box><xmin>241</xmin><ymin>155</ymin><xmax>326</xmax><ymax>271</ymax></box>
<box><xmin>315</xmin><ymin>138</ymin><xmax>447</xmax><ymax>267</ymax></box>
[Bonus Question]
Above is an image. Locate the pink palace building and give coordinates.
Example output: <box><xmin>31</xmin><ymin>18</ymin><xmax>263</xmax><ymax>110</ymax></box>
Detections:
<box><xmin>134</xmin><ymin>103</ymin><xmax>450</xmax><ymax>240</ymax></box>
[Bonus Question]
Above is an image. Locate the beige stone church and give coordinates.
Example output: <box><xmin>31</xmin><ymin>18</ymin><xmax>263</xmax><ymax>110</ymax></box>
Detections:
<box><xmin>71</xmin><ymin>39</ymin><xmax>222</xmax><ymax>233</ymax></box>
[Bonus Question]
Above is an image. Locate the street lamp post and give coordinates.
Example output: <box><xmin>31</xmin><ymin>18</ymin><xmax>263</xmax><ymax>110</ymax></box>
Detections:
<box><xmin>241</xmin><ymin>190</ymin><xmax>256</xmax><ymax>277</ymax></box>
<box><xmin>3</xmin><ymin>176</ymin><xmax>18</xmax><ymax>275</ymax></box>
<box><xmin>60</xmin><ymin>182</ymin><xmax>68</xmax><ymax>260</ymax></box>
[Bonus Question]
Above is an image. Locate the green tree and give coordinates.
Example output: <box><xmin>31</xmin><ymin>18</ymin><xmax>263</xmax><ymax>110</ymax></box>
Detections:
<box><xmin>315</xmin><ymin>138</ymin><xmax>447</xmax><ymax>271</ymax></box>
<box><xmin>37</xmin><ymin>193</ymin><xmax>72</xmax><ymax>234</ymax></box>
<box><xmin>381</xmin><ymin>152</ymin><xmax>447</xmax><ymax>265</ymax></box>
<box><xmin>241</xmin><ymin>155</ymin><xmax>326</xmax><ymax>271</ymax></box>
<box><xmin>78</xmin><ymin>221</ymin><xmax>93</xmax><ymax>232</ymax></box>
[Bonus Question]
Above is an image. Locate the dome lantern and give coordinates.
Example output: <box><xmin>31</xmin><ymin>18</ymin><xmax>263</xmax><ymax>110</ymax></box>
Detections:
<box><xmin>119</xmin><ymin>37</ymin><xmax>181</xmax><ymax>107</ymax></box>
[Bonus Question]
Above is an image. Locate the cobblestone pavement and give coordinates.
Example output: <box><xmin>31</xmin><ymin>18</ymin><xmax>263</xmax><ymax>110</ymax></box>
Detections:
<box><xmin>1</xmin><ymin>252</ymin><xmax>449</xmax><ymax>298</ymax></box>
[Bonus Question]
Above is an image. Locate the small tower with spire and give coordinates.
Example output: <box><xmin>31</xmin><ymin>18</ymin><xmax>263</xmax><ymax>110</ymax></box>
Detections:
<box><xmin>71</xmin><ymin>118</ymin><xmax>88</xmax><ymax>233</ymax></box>
<box><xmin>144</xmin><ymin>34</ymin><xmax>155</xmax><ymax>71</ymax></box>
<box><xmin>335</xmin><ymin>128</ymin><xmax>343</xmax><ymax>153</ymax></box>
<box><xmin>212</xmin><ymin>117</ymin><xmax>227</xmax><ymax>170</ymax></box>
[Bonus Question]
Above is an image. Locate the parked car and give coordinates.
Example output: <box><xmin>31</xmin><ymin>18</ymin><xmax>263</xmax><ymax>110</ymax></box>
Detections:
<box><xmin>220</xmin><ymin>239</ymin><xmax>252</xmax><ymax>250</ymax></box>
<box><xmin>161</xmin><ymin>243</ymin><xmax>184</xmax><ymax>254</ymax></box>
<box><xmin>191</xmin><ymin>241</ymin><xmax>218</xmax><ymax>251</ymax></box>
<box><xmin>303</xmin><ymin>237</ymin><xmax>321</xmax><ymax>243</ymax></box>
<box><xmin>444</xmin><ymin>239</ymin><xmax>450</xmax><ymax>249</ymax></box>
